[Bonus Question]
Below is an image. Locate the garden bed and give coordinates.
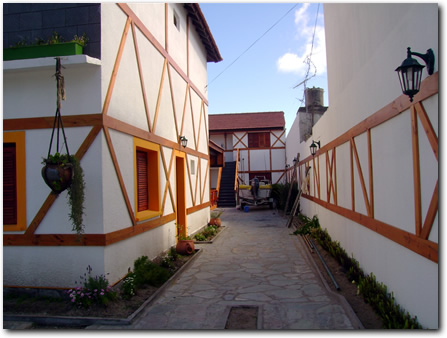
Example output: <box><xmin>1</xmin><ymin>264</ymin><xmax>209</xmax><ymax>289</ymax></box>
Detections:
<box><xmin>3</xmin><ymin>249</ymin><xmax>201</xmax><ymax>327</ymax></box>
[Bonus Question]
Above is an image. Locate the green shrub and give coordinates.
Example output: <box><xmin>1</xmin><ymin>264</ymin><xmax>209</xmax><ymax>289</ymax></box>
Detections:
<box><xmin>292</xmin><ymin>214</ymin><xmax>320</xmax><ymax>235</ymax></box>
<box><xmin>310</xmin><ymin>227</ymin><xmax>422</xmax><ymax>329</ymax></box>
<box><xmin>121</xmin><ymin>273</ymin><xmax>136</xmax><ymax>299</ymax></box>
<box><xmin>133</xmin><ymin>256</ymin><xmax>172</xmax><ymax>288</ymax></box>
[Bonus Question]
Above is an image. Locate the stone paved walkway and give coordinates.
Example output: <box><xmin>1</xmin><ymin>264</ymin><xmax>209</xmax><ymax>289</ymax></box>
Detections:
<box><xmin>90</xmin><ymin>207</ymin><xmax>362</xmax><ymax>330</ymax></box>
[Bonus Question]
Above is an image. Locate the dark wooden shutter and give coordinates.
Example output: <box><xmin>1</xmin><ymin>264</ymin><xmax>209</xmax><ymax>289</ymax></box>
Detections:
<box><xmin>3</xmin><ymin>143</ymin><xmax>17</xmax><ymax>225</ymax></box>
<box><xmin>136</xmin><ymin>150</ymin><xmax>148</xmax><ymax>212</ymax></box>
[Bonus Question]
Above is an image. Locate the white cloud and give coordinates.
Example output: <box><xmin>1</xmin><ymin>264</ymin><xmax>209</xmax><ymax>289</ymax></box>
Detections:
<box><xmin>277</xmin><ymin>4</ymin><xmax>326</xmax><ymax>77</ymax></box>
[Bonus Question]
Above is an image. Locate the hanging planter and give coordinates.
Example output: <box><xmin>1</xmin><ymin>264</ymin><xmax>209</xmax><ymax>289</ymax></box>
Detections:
<box><xmin>41</xmin><ymin>57</ymin><xmax>86</xmax><ymax>236</ymax></box>
<box><xmin>41</xmin><ymin>153</ymin><xmax>73</xmax><ymax>193</ymax></box>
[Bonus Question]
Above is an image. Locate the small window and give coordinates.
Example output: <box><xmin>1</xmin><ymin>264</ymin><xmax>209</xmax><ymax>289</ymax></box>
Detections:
<box><xmin>173</xmin><ymin>10</ymin><xmax>180</xmax><ymax>30</ymax></box>
<box><xmin>134</xmin><ymin>138</ymin><xmax>161</xmax><ymax>222</ymax></box>
<box><xmin>190</xmin><ymin>159</ymin><xmax>195</xmax><ymax>175</ymax></box>
<box><xmin>3</xmin><ymin>131</ymin><xmax>27</xmax><ymax>231</ymax></box>
<box><xmin>248</xmin><ymin>132</ymin><xmax>271</xmax><ymax>148</ymax></box>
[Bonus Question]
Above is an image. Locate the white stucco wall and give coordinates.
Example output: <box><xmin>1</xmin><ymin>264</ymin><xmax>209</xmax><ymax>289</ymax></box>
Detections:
<box><xmin>286</xmin><ymin>3</ymin><xmax>438</xmax><ymax>328</ymax></box>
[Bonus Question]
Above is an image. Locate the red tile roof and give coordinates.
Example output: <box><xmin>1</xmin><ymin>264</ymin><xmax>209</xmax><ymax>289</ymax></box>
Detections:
<box><xmin>209</xmin><ymin>112</ymin><xmax>285</xmax><ymax>132</ymax></box>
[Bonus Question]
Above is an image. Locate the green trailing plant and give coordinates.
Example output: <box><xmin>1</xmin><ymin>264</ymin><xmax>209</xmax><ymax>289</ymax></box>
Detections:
<box><xmin>67</xmin><ymin>155</ymin><xmax>85</xmax><ymax>236</ymax></box>
<box><xmin>41</xmin><ymin>153</ymin><xmax>86</xmax><ymax>236</ymax></box>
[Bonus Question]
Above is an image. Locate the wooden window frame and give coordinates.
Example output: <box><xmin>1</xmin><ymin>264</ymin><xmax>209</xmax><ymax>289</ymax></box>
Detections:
<box><xmin>134</xmin><ymin>138</ymin><xmax>161</xmax><ymax>222</ymax></box>
<box><xmin>248</xmin><ymin>132</ymin><xmax>271</xmax><ymax>148</ymax></box>
<box><xmin>3</xmin><ymin>131</ymin><xmax>27</xmax><ymax>231</ymax></box>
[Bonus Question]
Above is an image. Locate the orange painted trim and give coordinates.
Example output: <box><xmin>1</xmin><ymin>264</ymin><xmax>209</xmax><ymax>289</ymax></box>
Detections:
<box><xmin>411</xmin><ymin>105</ymin><xmax>422</xmax><ymax>236</ymax></box>
<box><xmin>3</xmin><ymin>114</ymin><xmax>103</xmax><ymax>131</ymax></box>
<box><xmin>415</xmin><ymin>101</ymin><xmax>438</xmax><ymax>161</ymax></box>
<box><xmin>132</xmin><ymin>22</ymin><xmax>152</xmax><ymax>134</ymax></box>
<box><xmin>3</xmin><ymin>131</ymin><xmax>27</xmax><ymax>232</ymax></box>
<box><xmin>102</xmin><ymin>16</ymin><xmax>132</xmax><ymax>116</ymax></box>
<box><xmin>103</xmin><ymin>115</ymin><xmax>209</xmax><ymax>160</ymax></box>
<box><xmin>117</xmin><ymin>3</ymin><xmax>209</xmax><ymax>105</ymax></box>
<box><xmin>351</xmin><ymin>138</ymin><xmax>371</xmax><ymax>217</ymax></box>
<box><xmin>23</xmin><ymin>126</ymin><xmax>101</xmax><ymax>236</ymax></box>
<box><xmin>104</xmin><ymin>127</ymin><xmax>136</xmax><ymax>226</ymax></box>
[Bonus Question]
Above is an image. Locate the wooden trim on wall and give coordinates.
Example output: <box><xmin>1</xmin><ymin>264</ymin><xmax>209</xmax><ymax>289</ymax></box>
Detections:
<box><xmin>132</xmin><ymin>21</ymin><xmax>152</xmax><ymax>134</ymax></box>
<box><xmin>117</xmin><ymin>3</ymin><xmax>208</xmax><ymax>105</ymax></box>
<box><xmin>299</xmin><ymin>73</ymin><xmax>438</xmax><ymax>263</ymax></box>
<box><xmin>303</xmin><ymin>194</ymin><xmax>438</xmax><ymax>264</ymax></box>
<box><xmin>102</xmin><ymin>16</ymin><xmax>132</xmax><ymax>116</ymax></box>
<box><xmin>104</xmin><ymin>127</ymin><xmax>137</xmax><ymax>226</ymax></box>
<box><xmin>3</xmin><ymin>114</ymin><xmax>103</xmax><ymax>131</ymax></box>
<box><xmin>24</xmin><ymin>125</ymin><xmax>102</xmax><ymax>236</ymax></box>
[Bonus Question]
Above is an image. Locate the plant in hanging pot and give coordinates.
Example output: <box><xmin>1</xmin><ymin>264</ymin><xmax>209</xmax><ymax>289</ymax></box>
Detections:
<box><xmin>41</xmin><ymin>152</ymin><xmax>73</xmax><ymax>193</ymax></box>
<box><xmin>41</xmin><ymin>153</ymin><xmax>86</xmax><ymax>236</ymax></box>
<box><xmin>175</xmin><ymin>224</ymin><xmax>195</xmax><ymax>255</ymax></box>
<box><xmin>208</xmin><ymin>209</ymin><xmax>223</xmax><ymax>227</ymax></box>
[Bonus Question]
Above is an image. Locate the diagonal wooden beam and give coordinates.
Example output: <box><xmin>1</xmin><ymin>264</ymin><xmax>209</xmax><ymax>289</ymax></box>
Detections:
<box><xmin>131</xmin><ymin>22</ymin><xmax>152</xmax><ymax>133</ymax></box>
<box><xmin>152</xmin><ymin>59</ymin><xmax>168</xmax><ymax>133</ymax></box>
<box><xmin>102</xmin><ymin>17</ymin><xmax>132</xmax><ymax>116</ymax></box>
<box><xmin>160</xmin><ymin>147</ymin><xmax>176</xmax><ymax>213</ymax></box>
<box><xmin>420</xmin><ymin>181</ymin><xmax>438</xmax><ymax>240</ymax></box>
<box><xmin>414</xmin><ymin>101</ymin><xmax>438</xmax><ymax>161</ymax></box>
<box><xmin>104</xmin><ymin>127</ymin><xmax>136</xmax><ymax>226</ymax></box>
<box><xmin>410</xmin><ymin>105</ymin><xmax>422</xmax><ymax>236</ymax></box>
<box><xmin>201</xmin><ymin>160</ymin><xmax>210</xmax><ymax>204</ymax></box>
<box><xmin>351</xmin><ymin>138</ymin><xmax>371</xmax><ymax>217</ymax></box>
<box><xmin>24</xmin><ymin>126</ymin><xmax>102</xmax><ymax>236</ymax></box>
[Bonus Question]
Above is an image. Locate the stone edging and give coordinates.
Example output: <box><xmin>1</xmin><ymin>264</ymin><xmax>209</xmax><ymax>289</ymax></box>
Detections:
<box><xmin>4</xmin><ymin>248</ymin><xmax>203</xmax><ymax>328</ymax></box>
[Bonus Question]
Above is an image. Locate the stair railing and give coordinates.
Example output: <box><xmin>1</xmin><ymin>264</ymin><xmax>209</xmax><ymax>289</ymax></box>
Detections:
<box><xmin>234</xmin><ymin>148</ymin><xmax>240</xmax><ymax>193</ymax></box>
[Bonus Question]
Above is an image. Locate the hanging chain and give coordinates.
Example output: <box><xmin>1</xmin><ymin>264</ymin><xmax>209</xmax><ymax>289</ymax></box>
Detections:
<box><xmin>47</xmin><ymin>57</ymin><xmax>70</xmax><ymax>159</ymax></box>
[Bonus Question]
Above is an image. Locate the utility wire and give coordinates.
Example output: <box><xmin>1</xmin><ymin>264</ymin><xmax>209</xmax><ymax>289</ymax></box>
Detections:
<box><xmin>295</xmin><ymin>3</ymin><xmax>321</xmax><ymax>107</ymax></box>
<box><xmin>206</xmin><ymin>3</ymin><xmax>299</xmax><ymax>90</ymax></box>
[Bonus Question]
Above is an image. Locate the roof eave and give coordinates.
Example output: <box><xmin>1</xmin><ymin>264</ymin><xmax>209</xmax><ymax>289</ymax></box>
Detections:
<box><xmin>184</xmin><ymin>3</ymin><xmax>223</xmax><ymax>63</ymax></box>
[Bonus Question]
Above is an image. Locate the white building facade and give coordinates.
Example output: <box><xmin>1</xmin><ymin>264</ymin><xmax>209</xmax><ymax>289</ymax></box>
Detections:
<box><xmin>3</xmin><ymin>3</ymin><xmax>221</xmax><ymax>288</ymax></box>
<box><xmin>286</xmin><ymin>3</ymin><xmax>438</xmax><ymax>328</ymax></box>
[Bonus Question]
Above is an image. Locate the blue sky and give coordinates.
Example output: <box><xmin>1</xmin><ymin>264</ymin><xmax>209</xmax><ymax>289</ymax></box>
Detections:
<box><xmin>200</xmin><ymin>2</ymin><xmax>328</xmax><ymax>136</ymax></box>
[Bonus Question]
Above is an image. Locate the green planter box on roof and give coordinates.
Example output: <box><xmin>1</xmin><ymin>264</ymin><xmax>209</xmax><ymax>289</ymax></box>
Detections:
<box><xmin>4</xmin><ymin>42</ymin><xmax>83</xmax><ymax>61</ymax></box>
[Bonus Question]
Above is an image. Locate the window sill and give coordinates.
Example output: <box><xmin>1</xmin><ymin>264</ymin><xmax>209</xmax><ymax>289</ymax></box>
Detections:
<box><xmin>136</xmin><ymin>210</ymin><xmax>162</xmax><ymax>223</ymax></box>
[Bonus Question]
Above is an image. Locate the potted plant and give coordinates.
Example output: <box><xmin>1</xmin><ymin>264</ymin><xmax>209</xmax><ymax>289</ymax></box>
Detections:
<box><xmin>176</xmin><ymin>224</ymin><xmax>195</xmax><ymax>255</ymax></box>
<box><xmin>4</xmin><ymin>32</ymin><xmax>88</xmax><ymax>61</ymax></box>
<box><xmin>209</xmin><ymin>209</ymin><xmax>223</xmax><ymax>227</ymax></box>
<box><xmin>41</xmin><ymin>152</ymin><xmax>73</xmax><ymax>193</ymax></box>
<box><xmin>41</xmin><ymin>153</ymin><xmax>86</xmax><ymax>236</ymax></box>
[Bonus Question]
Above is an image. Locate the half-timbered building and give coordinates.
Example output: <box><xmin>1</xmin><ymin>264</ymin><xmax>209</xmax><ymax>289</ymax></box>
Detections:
<box><xmin>3</xmin><ymin>3</ymin><xmax>221</xmax><ymax>288</ymax></box>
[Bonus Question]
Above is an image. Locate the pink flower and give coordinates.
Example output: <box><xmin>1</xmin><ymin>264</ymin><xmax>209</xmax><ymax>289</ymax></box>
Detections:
<box><xmin>100</xmin><ymin>292</ymin><xmax>104</xmax><ymax>296</ymax></box>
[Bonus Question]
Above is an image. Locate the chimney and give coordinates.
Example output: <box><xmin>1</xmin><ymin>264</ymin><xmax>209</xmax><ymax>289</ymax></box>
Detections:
<box><xmin>299</xmin><ymin>87</ymin><xmax>327</xmax><ymax>143</ymax></box>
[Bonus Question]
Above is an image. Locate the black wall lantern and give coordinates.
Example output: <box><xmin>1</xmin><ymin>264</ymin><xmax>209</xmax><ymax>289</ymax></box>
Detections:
<box><xmin>179</xmin><ymin>136</ymin><xmax>188</xmax><ymax>148</ymax></box>
<box><xmin>310</xmin><ymin>140</ymin><xmax>320</xmax><ymax>156</ymax></box>
<box><xmin>395</xmin><ymin>47</ymin><xmax>435</xmax><ymax>102</ymax></box>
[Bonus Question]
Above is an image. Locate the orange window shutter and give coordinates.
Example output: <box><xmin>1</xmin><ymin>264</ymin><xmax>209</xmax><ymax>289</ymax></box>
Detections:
<box><xmin>3</xmin><ymin>143</ymin><xmax>17</xmax><ymax>225</ymax></box>
<box><xmin>136</xmin><ymin>150</ymin><xmax>149</xmax><ymax>212</ymax></box>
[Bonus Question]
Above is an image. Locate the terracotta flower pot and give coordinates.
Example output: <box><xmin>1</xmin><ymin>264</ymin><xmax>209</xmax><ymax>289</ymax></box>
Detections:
<box><xmin>41</xmin><ymin>162</ymin><xmax>73</xmax><ymax>194</ymax></box>
<box><xmin>176</xmin><ymin>240</ymin><xmax>195</xmax><ymax>255</ymax></box>
<box><xmin>209</xmin><ymin>218</ymin><xmax>221</xmax><ymax>227</ymax></box>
